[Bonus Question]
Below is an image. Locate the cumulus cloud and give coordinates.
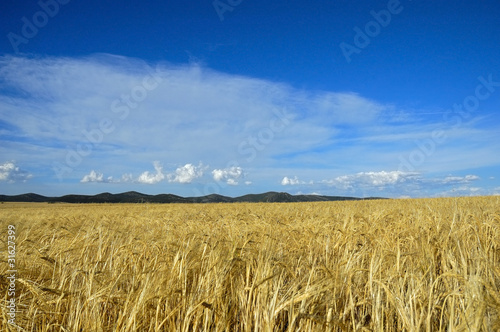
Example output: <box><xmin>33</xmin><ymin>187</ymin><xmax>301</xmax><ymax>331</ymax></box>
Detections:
<box><xmin>81</xmin><ymin>171</ymin><xmax>133</xmax><ymax>184</ymax></box>
<box><xmin>80</xmin><ymin>162</ymin><xmax>206</xmax><ymax>185</ymax></box>
<box><xmin>137</xmin><ymin>161</ymin><xmax>165</xmax><ymax>184</ymax></box>
<box><xmin>0</xmin><ymin>162</ymin><xmax>32</xmax><ymax>183</ymax></box>
<box><xmin>80</xmin><ymin>170</ymin><xmax>105</xmax><ymax>183</ymax></box>
<box><xmin>212</xmin><ymin>166</ymin><xmax>243</xmax><ymax>185</ymax></box>
<box><xmin>168</xmin><ymin>163</ymin><xmax>205</xmax><ymax>184</ymax></box>
<box><xmin>281</xmin><ymin>176</ymin><xmax>302</xmax><ymax>185</ymax></box>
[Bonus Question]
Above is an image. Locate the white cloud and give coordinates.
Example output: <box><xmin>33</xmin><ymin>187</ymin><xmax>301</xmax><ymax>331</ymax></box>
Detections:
<box><xmin>168</xmin><ymin>163</ymin><xmax>204</xmax><ymax>184</ymax></box>
<box><xmin>322</xmin><ymin>171</ymin><xmax>420</xmax><ymax>190</ymax></box>
<box><xmin>281</xmin><ymin>176</ymin><xmax>302</xmax><ymax>185</ymax></box>
<box><xmin>313</xmin><ymin>92</ymin><xmax>386</xmax><ymax>124</ymax></box>
<box><xmin>137</xmin><ymin>161</ymin><xmax>165</xmax><ymax>184</ymax></box>
<box><xmin>81</xmin><ymin>170</ymin><xmax>105</xmax><ymax>183</ymax></box>
<box><xmin>440</xmin><ymin>175</ymin><xmax>480</xmax><ymax>184</ymax></box>
<box><xmin>79</xmin><ymin>162</ymin><xmax>205</xmax><ymax>185</ymax></box>
<box><xmin>436</xmin><ymin>186</ymin><xmax>482</xmax><ymax>197</ymax></box>
<box><xmin>295</xmin><ymin>191</ymin><xmax>321</xmax><ymax>195</ymax></box>
<box><xmin>285</xmin><ymin>171</ymin><xmax>485</xmax><ymax>198</ymax></box>
<box><xmin>1</xmin><ymin>54</ymin><xmax>499</xmax><ymax>196</ymax></box>
<box><xmin>212</xmin><ymin>166</ymin><xmax>243</xmax><ymax>185</ymax></box>
<box><xmin>226</xmin><ymin>178</ymin><xmax>238</xmax><ymax>186</ymax></box>
<box><xmin>120</xmin><ymin>173</ymin><xmax>133</xmax><ymax>182</ymax></box>
<box><xmin>0</xmin><ymin>161</ymin><xmax>32</xmax><ymax>183</ymax></box>
<box><xmin>80</xmin><ymin>171</ymin><xmax>133</xmax><ymax>184</ymax></box>
<box><xmin>0</xmin><ymin>54</ymin><xmax>403</xmax><ymax>181</ymax></box>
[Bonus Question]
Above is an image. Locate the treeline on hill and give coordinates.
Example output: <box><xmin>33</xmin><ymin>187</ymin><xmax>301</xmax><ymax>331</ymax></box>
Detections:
<box><xmin>0</xmin><ymin>191</ymin><xmax>386</xmax><ymax>204</ymax></box>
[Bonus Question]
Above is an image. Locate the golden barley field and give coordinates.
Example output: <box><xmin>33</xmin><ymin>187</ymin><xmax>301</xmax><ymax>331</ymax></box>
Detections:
<box><xmin>1</xmin><ymin>197</ymin><xmax>500</xmax><ymax>331</ymax></box>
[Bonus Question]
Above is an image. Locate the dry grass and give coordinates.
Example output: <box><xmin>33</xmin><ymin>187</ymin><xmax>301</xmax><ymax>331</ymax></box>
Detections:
<box><xmin>1</xmin><ymin>197</ymin><xmax>500</xmax><ymax>331</ymax></box>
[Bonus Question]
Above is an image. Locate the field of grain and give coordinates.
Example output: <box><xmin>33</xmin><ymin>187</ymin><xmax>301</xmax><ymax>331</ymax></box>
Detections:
<box><xmin>1</xmin><ymin>197</ymin><xmax>500</xmax><ymax>331</ymax></box>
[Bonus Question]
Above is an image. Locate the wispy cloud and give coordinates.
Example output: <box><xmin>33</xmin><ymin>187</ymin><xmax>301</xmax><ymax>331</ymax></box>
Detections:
<box><xmin>280</xmin><ymin>170</ymin><xmax>422</xmax><ymax>194</ymax></box>
<box><xmin>277</xmin><ymin>170</ymin><xmax>485</xmax><ymax>198</ymax></box>
<box><xmin>1</xmin><ymin>54</ymin><xmax>499</xmax><ymax>197</ymax></box>
<box><xmin>0</xmin><ymin>54</ymin><xmax>396</xmax><ymax>176</ymax></box>
<box><xmin>435</xmin><ymin>186</ymin><xmax>482</xmax><ymax>197</ymax></box>
<box><xmin>439</xmin><ymin>175</ymin><xmax>480</xmax><ymax>184</ymax></box>
<box><xmin>321</xmin><ymin>171</ymin><xmax>420</xmax><ymax>190</ymax></box>
<box><xmin>311</xmin><ymin>92</ymin><xmax>386</xmax><ymax>125</ymax></box>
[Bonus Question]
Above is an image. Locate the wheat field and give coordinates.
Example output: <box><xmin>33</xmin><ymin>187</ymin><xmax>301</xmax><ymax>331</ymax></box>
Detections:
<box><xmin>1</xmin><ymin>197</ymin><xmax>500</xmax><ymax>331</ymax></box>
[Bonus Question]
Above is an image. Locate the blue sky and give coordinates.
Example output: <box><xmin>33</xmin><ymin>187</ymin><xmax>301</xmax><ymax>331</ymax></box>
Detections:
<box><xmin>1</xmin><ymin>0</ymin><xmax>499</xmax><ymax>198</ymax></box>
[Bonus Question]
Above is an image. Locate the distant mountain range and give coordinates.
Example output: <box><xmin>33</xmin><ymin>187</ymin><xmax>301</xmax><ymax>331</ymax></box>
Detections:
<box><xmin>0</xmin><ymin>191</ymin><xmax>386</xmax><ymax>204</ymax></box>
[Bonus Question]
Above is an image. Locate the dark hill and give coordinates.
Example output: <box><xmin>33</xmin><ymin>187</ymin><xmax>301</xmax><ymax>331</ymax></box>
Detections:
<box><xmin>0</xmin><ymin>191</ymin><xmax>386</xmax><ymax>203</ymax></box>
<box><xmin>0</xmin><ymin>193</ymin><xmax>50</xmax><ymax>202</ymax></box>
